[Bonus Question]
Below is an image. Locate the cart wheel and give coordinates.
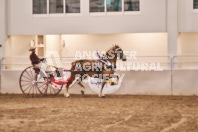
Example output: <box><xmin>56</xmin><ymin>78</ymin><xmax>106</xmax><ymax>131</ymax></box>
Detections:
<box><xmin>46</xmin><ymin>66</ymin><xmax>64</xmax><ymax>96</ymax></box>
<box><xmin>19</xmin><ymin>66</ymin><xmax>48</xmax><ymax>97</ymax></box>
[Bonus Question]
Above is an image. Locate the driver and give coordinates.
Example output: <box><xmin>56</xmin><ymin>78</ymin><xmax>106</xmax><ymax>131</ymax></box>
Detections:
<box><xmin>29</xmin><ymin>47</ymin><xmax>52</xmax><ymax>77</ymax></box>
<box><xmin>29</xmin><ymin>47</ymin><xmax>44</xmax><ymax>68</ymax></box>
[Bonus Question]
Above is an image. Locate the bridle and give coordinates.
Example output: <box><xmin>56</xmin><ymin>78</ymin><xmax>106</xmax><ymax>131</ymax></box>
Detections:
<box><xmin>115</xmin><ymin>47</ymin><xmax>121</xmax><ymax>51</ymax></box>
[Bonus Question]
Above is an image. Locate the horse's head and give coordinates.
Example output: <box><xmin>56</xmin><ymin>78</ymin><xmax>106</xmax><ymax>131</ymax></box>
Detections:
<box><xmin>106</xmin><ymin>45</ymin><xmax>127</xmax><ymax>62</ymax></box>
<box><xmin>114</xmin><ymin>45</ymin><xmax>127</xmax><ymax>61</ymax></box>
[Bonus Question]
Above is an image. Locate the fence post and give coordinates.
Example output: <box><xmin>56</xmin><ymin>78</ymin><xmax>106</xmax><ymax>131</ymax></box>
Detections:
<box><xmin>171</xmin><ymin>56</ymin><xmax>173</xmax><ymax>95</ymax></box>
<box><xmin>170</xmin><ymin>56</ymin><xmax>177</xmax><ymax>96</ymax></box>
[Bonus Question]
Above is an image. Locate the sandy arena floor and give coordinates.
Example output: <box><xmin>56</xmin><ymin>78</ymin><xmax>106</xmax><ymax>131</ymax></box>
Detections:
<box><xmin>0</xmin><ymin>94</ymin><xmax>198</xmax><ymax>132</ymax></box>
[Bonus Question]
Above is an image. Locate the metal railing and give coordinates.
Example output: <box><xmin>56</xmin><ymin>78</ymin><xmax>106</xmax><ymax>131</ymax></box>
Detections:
<box><xmin>1</xmin><ymin>55</ymin><xmax>198</xmax><ymax>95</ymax></box>
<box><xmin>170</xmin><ymin>55</ymin><xmax>198</xmax><ymax>95</ymax></box>
<box><xmin>172</xmin><ymin>55</ymin><xmax>198</xmax><ymax>69</ymax></box>
<box><xmin>131</xmin><ymin>55</ymin><xmax>171</xmax><ymax>70</ymax></box>
<box><xmin>0</xmin><ymin>57</ymin><xmax>75</xmax><ymax>70</ymax></box>
<box><xmin>0</xmin><ymin>56</ymin><xmax>172</xmax><ymax>70</ymax></box>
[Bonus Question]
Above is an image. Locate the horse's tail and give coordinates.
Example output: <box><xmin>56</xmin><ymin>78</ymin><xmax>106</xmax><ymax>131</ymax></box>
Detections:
<box><xmin>66</xmin><ymin>61</ymin><xmax>77</xmax><ymax>87</ymax></box>
<box><xmin>71</xmin><ymin>61</ymin><xmax>77</xmax><ymax>70</ymax></box>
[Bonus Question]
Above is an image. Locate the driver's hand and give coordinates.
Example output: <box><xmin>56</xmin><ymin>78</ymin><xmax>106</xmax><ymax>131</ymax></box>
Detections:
<box><xmin>40</xmin><ymin>58</ymin><xmax>45</xmax><ymax>61</ymax></box>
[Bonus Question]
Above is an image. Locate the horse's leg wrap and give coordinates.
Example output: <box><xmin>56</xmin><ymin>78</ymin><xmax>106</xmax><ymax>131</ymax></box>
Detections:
<box><xmin>99</xmin><ymin>81</ymin><xmax>106</xmax><ymax>98</ymax></box>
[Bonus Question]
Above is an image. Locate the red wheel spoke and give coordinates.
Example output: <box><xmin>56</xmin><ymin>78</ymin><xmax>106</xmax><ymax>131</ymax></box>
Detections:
<box><xmin>35</xmin><ymin>85</ymin><xmax>38</xmax><ymax>95</ymax></box>
<box><xmin>36</xmin><ymin>82</ymin><xmax>46</xmax><ymax>84</ymax></box>
<box><xmin>32</xmin><ymin>85</ymin><xmax>35</xmax><ymax>96</ymax></box>
<box><xmin>30</xmin><ymin>68</ymin><xmax>35</xmax><ymax>78</ymax></box>
<box><xmin>22</xmin><ymin>75</ymin><xmax>31</xmax><ymax>80</ymax></box>
<box><xmin>41</xmin><ymin>85</ymin><xmax>47</xmax><ymax>93</ymax></box>
<box><xmin>23</xmin><ymin>84</ymin><xmax>32</xmax><ymax>92</ymax></box>
<box><xmin>21</xmin><ymin>83</ymin><xmax>32</xmax><ymax>87</ymax></box>
<box><xmin>38</xmin><ymin>82</ymin><xmax>47</xmax><ymax>91</ymax></box>
<box><xmin>27</xmin><ymin>85</ymin><xmax>33</xmax><ymax>95</ymax></box>
<box><xmin>52</xmin><ymin>86</ymin><xmax>57</xmax><ymax>94</ymax></box>
<box><xmin>25</xmin><ymin>70</ymin><xmax>32</xmax><ymax>80</ymax></box>
<box><xmin>32</xmin><ymin>85</ymin><xmax>36</xmax><ymax>95</ymax></box>
<box><xmin>21</xmin><ymin>80</ymin><xmax>31</xmax><ymax>82</ymax></box>
<box><xmin>38</xmin><ymin>83</ymin><xmax>46</xmax><ymax>89</ymax></box>
<box><xmin>49</xmin><ymin>85</ymin><xmax>52</xmax><ymax>94</ymax></box>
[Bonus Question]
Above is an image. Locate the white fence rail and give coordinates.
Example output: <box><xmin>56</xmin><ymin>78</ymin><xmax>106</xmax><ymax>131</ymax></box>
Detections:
<box><xmin>0</xmin><ymin>57</ymin><xmax>75</xmax><ymax>70</ymax></box>
<box><xmin>1</xmin><ymin>55</ymin><xmax>198</xmax><ymax>95</ymax></box>
<box><xmin>171</xmin><ymin>55</ymin><xmax>198</xmax><ymax>94</ymax></box>
<box><xmin>172</xmin><ymin>55</ymin><xmax>198</xmax><ymax>69</ymax></box>
<box><xmin>0</xmin><ymin>56</ymin><xmax>171</xmax><ymax>70</ymax></box>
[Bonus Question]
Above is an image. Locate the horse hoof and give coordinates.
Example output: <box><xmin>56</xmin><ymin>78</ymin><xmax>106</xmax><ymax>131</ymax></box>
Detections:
<box><xmin>64</xmin><ymin>93</ymin><xmax>70</xmax><ymax>98</ymax></box>
<box><xmin>81</xmin><ymin>90</ymin><xmax>84</xmax><ymax>95</ymax></box>
<box><xmin>101</xmin><ymin>96</ymin><xmax>105</xmax><ymax>98</ymax></box>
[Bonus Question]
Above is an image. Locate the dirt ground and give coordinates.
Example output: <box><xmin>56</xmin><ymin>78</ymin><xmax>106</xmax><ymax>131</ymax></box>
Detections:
<box><xmin>0</xmin><ymin>94</ymin><xmax>198</xmax><ymax>132</ymax></box>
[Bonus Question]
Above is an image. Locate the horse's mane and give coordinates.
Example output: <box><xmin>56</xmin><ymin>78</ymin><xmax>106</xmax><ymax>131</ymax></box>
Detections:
<box><xmin>105</xmin><ymin>45</ymin><xmax>119</xmax><ymax>55</ymax></box>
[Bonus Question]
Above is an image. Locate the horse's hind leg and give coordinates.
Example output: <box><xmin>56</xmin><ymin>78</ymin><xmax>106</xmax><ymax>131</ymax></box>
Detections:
<box><xmin>64</xmin><ymin>74</ymin><xmax>75</xmax><ymax>98</ymax></box>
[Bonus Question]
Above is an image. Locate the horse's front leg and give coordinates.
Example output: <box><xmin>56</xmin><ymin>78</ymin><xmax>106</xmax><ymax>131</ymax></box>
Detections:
<box><xmin>78</xmin><ymin>82</ymin><xmax>85</xmax><ymax>95</ymax></box>
<box><xmin>99</xmin><ymin>81</ymin><xmax>106</xmax><ymax>98</ymax></box>
<box><xmin>77</xmin><ymin>75</ymin><xmax>87</xmax><ymax>95</ymax></box>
